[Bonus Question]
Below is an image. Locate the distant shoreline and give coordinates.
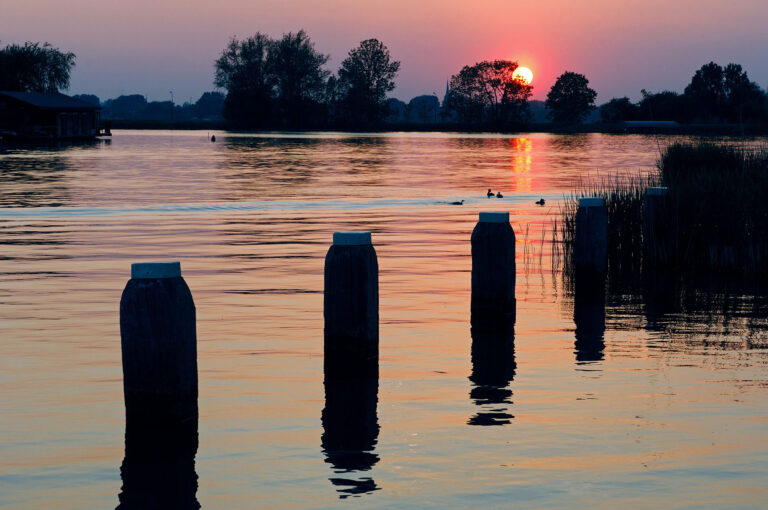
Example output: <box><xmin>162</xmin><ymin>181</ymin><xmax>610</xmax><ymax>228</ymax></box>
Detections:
<box><xmin>105</xmin><ymin>119</ymin><xmax>768</xmax><ymax>136</ymax></box>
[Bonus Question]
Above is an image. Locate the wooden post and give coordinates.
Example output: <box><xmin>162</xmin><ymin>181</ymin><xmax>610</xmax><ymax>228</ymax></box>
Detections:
<box><xmin>471</xmin><ymin>212</ymin><xmax>516</xmax><ymax>322</ymax></box>
<box><xmin>574</xmin><ymin>198</ymin><xmax>607</xmax><ymax>281</ymax></box>
<box><xmin>120</xmin><ymin>262</ymin><xmax>198</xmax><ymax>430</ymax></box>
<box><xmin>322</xmin><ymin>232</ymin><xmax>379</xmax><ymax>493</ymax></box>
<box><xmin>324</xmin><ymin>232</ymin><xmax>378</xmax><ymax>377</ymax></box>
<box><xmin>643</xmin><ymin>187</ymin><xmax>669</xmax><ymax>267</ymax></box>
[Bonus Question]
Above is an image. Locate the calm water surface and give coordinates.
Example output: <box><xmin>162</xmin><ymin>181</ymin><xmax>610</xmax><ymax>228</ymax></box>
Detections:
<box><xmin>1</xmin><ymin>131</ymin><xmax>767</xmax><ymax>509</ymax></box>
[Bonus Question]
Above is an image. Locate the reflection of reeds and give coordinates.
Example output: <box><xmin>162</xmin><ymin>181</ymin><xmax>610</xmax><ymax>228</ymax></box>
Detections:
<box><xmin>520</xmin><ymin>221</ymin><xmax>551</xmax><ymax>276</ymax></box>
<box><xmin>521</xmin><ymin>223</ymin><xmax>530</xmax><ymax>271</ymax></box>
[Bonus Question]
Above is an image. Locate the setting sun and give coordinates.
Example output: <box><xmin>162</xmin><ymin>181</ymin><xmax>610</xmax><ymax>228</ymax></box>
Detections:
<box><xmin>513</xmin><ymin>66</ymin><xmax>533</xmax><ymax>85</ymax></box>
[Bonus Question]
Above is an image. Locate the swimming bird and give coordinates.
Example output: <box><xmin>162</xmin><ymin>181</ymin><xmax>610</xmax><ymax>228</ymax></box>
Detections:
<box><xmin>496</xmin><ymin>192</ymin><xmax>503</xmax><ymax>198</ymax></box>
<box><xmin>536</xmin><ymin>198</ymin><xmax>545</xmax><ymax>206</ymax></box>
<box><xmin>487</xmin><ymin>189</ymin><xmax>494</xmax><ymax>197</ymax></box>
<box><xmin>450</xmin><ymin>200</ymin><xmax>464</xmax><ymax>205</ymax></box>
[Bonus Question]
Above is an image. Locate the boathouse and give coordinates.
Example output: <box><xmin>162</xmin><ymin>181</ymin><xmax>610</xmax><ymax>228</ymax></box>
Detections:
<box><xmin>0</xmin><ymin>91</ymin><xmax>102</xmax><ymax>139</ymax></box>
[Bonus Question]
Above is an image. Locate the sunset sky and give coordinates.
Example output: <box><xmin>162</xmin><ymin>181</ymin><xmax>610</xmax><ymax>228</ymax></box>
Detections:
<box><xmin>3</xmin><ymin>0</ymin><xmax>768</xmax><ymax>104</ymax></box>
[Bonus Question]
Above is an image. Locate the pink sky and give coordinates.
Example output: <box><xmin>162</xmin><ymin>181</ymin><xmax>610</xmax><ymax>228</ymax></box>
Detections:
<box><xmin>2</xmin><ymin>0</ymin><xmax>767</xmax><ymax>104</ymax></box>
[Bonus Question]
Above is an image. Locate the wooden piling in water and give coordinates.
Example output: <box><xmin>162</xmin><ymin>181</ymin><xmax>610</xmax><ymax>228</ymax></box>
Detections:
<box><xmin>324</xmin><ymin>232</ymin><xmax>379</xmax><ymax>377</ymax></box>
<box><xmin>643</xmin><ymin>187</ymin><xmax>669</xmax><ymax>267</ymax></box>
<box><xmin>574</xmin><ymin>198</ymin><xmax>607</xmax><ymax>282</ymax></box>
<box><xmin>471</xmin><ymin>212</ymin><xmax>516</xmax><ymax>322</ymax></box>
<box><xmin>119</xmin><ymin>262</ymin><xmax>198</xmax><ymax>431</ymax></box>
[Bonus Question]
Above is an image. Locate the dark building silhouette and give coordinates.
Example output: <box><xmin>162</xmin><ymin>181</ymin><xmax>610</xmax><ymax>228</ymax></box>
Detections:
<box><xmin>0</xmin><ymin>91</ymin><xmax>101</xmax><ymax>139</ymax></box>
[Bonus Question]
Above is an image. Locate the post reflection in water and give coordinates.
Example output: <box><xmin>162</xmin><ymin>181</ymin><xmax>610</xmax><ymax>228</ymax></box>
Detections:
<box><xmin>573</xmin><ymin>277</ymin><xmax>607</xmax><ymax>363</ymax></box>
<box><xmin>468</xmin><ymin>305</ymin><xmax>516</xmax><ymax>426</ymax></box>
<box><xmin>643</xmin><ymin>270</ymin><xmax>682</xmax><ymax>332</ymax></box>
<box><xmin>321</xmin><ymin>364</ymin><xmax>380</xmax><ymax>498</ymax></box>
<box><xmin>117</xmin><ymin>417</ymin><xmax>199</xmax><ymax>509</ymax></box>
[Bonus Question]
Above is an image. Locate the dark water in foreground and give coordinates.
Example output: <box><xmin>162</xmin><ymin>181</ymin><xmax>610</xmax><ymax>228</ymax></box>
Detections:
<box><xmin>1</xmin><ymin>131</ymin><xmax>767</xmax><ymax>509</ymax></box>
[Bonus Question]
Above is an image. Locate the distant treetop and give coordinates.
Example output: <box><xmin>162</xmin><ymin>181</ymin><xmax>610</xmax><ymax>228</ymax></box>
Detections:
<box><xmin>337</xmin><ymin>38</ymin><xmax>401</xmax><ymax>126</ymax></box>
<box><xmin>443</xmin><ymin>60</ymin><xmax>533</xmax><ymax>127</ymax></box>
<box><xmin>0</xmin><ymin>42</ymin><xmax>76</xmax><ymax>93</ymax></box>
<box><xmin>546</xmin><ymin>71</ymin><xmax>597</xmax><ymax>124</ymax></box>
<box><xmin>73</xmin><ymin>94</ymin><xmax>100</xmax><ymax>106</ymax></box>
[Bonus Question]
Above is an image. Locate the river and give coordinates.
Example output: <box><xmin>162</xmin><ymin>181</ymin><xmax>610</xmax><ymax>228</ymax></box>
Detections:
<box><xmin>1</xmin><ymin>131</ymin><xmax>766</xmax><ymax>509</ymax></box>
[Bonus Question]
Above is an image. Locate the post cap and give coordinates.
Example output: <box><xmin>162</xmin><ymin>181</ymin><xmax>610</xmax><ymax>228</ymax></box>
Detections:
<box><xmin>579</xmin><ymin>197</ymin><xmax>605</xmax><ymax>207</ymax></box>
<box><xmin>647</xmin><ymin>187</ymin><xmax>669</xmax><ymax>196</ymax></box>
<box><xmin>131</xmin><ymin>261</ymin><xmax>181</xmax><ymax>279</ymax></box>
<box><xmin>478</xmin><ymin>212</ymin><xmax>509</xmax><ymax>223</ymax></box>
<box><xmin>333</xmin><ymin>232</ymin><xmax>372</xmax><ymax>246</ymax></box>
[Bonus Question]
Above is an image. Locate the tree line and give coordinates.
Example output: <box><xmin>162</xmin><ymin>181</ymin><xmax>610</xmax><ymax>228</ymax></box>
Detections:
<box><xmin>96</xmin><ymin>92</ymin><xmax>225</xmax><ymax>122</ymax></box>
<box><xmin>600</xmin><ymin>62</ymin><xmax>768</xmax><ymax>124</ymax></box>
<box><xmin>213</xmin><ymin>31</ymin><xmax>399</xmax><ymax>128</ymax></box>
<box><xmin>4</xmin><ymin>38</ymin><xmax>768</xmax><ymax>130</ymax></box>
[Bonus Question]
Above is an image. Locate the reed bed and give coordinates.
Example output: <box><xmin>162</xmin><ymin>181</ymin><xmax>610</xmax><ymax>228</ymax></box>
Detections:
<box><xmin>556</xmin><ymin>142</ymin><xmax>768</xmax><ymax>282</ymax></box>
<box><xmin>554</xmin><ymin>171</ymin><xmax>659</xmax><ymax>277</ymax></box>
<box><xmin>659</xmin><ymin>142</ymin><xmax>768</xmax><ymax>275</ymax></box>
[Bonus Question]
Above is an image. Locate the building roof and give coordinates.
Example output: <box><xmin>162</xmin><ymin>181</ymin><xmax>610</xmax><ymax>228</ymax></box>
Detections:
<box><xmin>0</xmin><ymin>91</ymin><xmax>100</xmax><ymax>111</ymax></box>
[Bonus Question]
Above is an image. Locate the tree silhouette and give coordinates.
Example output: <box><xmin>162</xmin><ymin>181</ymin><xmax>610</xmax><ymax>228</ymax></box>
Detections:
<box><xmin>214</xmin><ymin>33</ymin><xmax>276</xmax><ymax>128</ymax></box>
<box><xmin>0</xmin><ymin>42</ymin><xmax>75</xmax><ymax>92</ymax></box>
<box><xmin>599</xmin><ymin>97</ymin><xmax>638</xmax><ymax>122</ymax></box>
<box><xmin>723</xmin><ymin>64</ymin><xmax>766</xmax><ymax>123</ymax></box>
<box><xmin>194</xmin><ymin>92</ymin><xmax>225</xmax><ymax>119</ymax></box>
<box><xmin>269</xmin><ymin>30</ymin><xmax>329</xmax><ymax>126</ymax></box>
<box><xmin>444</xmin><ymin>60</ymin><xmax>532</xmax><ymax>127</ymax></box>
<box><xmin>684</xmin><ymin>62</ymin><xmax>766</xmax><ymax>122</ymax></box>
<box><xmin>637</xmin><ymin>90</ymin><xmax>692</xmax><ymax>122</ymax></box>
<box><xmin>684</xmin><ymin>62</ymin><xmax>725</xmax><ymax>120</ymax></box>
<box><xmin>338</xmin><ymin>39</ymin><xmax>400</xmax><ymax>126</ymax></box>
<box><xmin>73</xmin><ymin>94</ymin><xmax>100</xmax><ymax>106</ymax></box>
<box><xmin>546</xmin><ymin>71</ymin><xmax>597</xmax><ymax>123</ymax></box>
<box><xmin>443</xmin><ymin>67</ymin><xmax>485</xmax><ymax>124</ymax></box>
<box><xmin>214</xmin><ymin>31</ymin><xmax>334</xmax><ymax>128</ymax></box>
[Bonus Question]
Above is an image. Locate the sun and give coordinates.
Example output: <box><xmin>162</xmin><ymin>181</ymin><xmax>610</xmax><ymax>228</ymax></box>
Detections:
<box><xmin>512</xmin><ymin>66</ymin><xmax>533</xmax><ymax>85</ymax></box>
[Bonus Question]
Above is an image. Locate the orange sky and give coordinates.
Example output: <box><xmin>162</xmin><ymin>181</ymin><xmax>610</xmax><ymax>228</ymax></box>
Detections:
<box><xmin>2</xmin><ymin>0</ymin><xmax>767</xmax><ymax>104</ymax></box>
